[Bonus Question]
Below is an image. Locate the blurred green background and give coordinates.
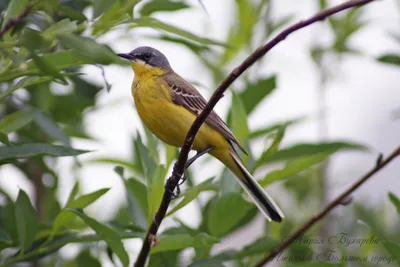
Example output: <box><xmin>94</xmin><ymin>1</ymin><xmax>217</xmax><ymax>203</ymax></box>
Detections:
<box><xmin>0</xmin><ymin>0</ymin><xmax>400</xmax><ymax>266</ymax></box>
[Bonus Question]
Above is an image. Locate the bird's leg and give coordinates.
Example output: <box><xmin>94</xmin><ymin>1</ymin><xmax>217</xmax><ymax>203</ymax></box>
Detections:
<box><xmin>179</xmin><ymin>145</ymin><xmax>215</xmax><ymax>185</ymax></box>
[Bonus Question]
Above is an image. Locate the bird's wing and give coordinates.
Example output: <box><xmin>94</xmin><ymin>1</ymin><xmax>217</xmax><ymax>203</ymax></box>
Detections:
<box><xmin>164</xmin><ymin>72</ymin><xmax>247</xmax><ymax>154</ymax></box>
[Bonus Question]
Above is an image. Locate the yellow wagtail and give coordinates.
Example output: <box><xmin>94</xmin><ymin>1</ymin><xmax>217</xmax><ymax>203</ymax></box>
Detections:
<box><xmin>117</xmin><ymin>46</ymin><xmax>284</xmax><ymax>222</ymax></box>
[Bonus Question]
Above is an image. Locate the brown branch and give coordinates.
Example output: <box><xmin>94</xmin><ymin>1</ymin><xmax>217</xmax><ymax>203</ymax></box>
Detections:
<box><xmin>133</xmin><ymin>0</ymin><xmax>378</xmax><ymax>266</ymax></box>
<box><xmin>0</xmin><ymin>3</ymin><xmax>33</xmax><ymax>38</ymax></box>
<box><xmin>255</xmin><ymin>145</ymin><xmax>400</xmax><ymax>267</ymax></box>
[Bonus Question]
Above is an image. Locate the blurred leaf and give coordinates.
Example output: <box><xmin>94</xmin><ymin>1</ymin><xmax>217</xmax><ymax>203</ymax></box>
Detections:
<box><xmin>34</xmin><ymin>111</ymin><xmax>70</xmax><ymax>146</ymax></box>
<box><xmin>0</xmin><ymin>133</ymin><xmax>11</xmax><ymax>145</ymax></box>
<box><xmin>124</xmin><ymin>178</ymin><xmax>148</xmax><ymax>229</ymax></box>
<box><xmin>57</xmin><ymin>34</ymin><xmax>121</xmax><ymax>65</ymax></box>
<box><xmin>31</xmin><ymin>53</ymin><xmax>68</xmax><ymax>84</ymax></box>
<box><xmin>0</xmin><ymin>50</ymin><xmax>93</xmax><ymax>83</ymax></box>
<box><xmin>389</xmin><ymin>192</ymin><xmax>400</xmax><ymax>215</ymax></box>
<box><xmin>229</xmin><ymin>92</ymin><xmax>250</xmax><ymax>142</ymax></box>
<box><xmin>131</xmin><ymin>18</ymin><xmax>229</xmax><ymax>47</ymax></box>
<box><xmin>148</xmin><ymin>250</ymin><xmax>180</xmax><ymax>267</ymax></box>
<box><xmin>93</xmin><ymin>0</ymin><xmax>115</xmax><ymax>19</ymax></box>
<box><xmin>377</xmin><ymin>54</ymin><xmax>400</xmax><ymax>66</ymax></box>
<box><xmin>4</xmin><ymin>0</ymin><xmax>29</xmax><ymax>24</ymax></box>
<box><xmin>52</xmin><ymin>188</ymin><xmax>110</xmax><ymax>234</ymax></box>
<box><xmin>237</xmin><ymin>236</ymin><xmax>280</xmax><ymax>259</ymax></box>
<box><xmin>253</xmin><ymin>126</ymin><xmax>286</xmax><ymax>170</ymax></box>
<box><xmin>0</xmin><ymin>76</ymin><xmax>58</xmax><ymax>101</ymax></box>
<box><xmin>239</xmin><ymin>76</ymin><xmax>276</xmax><ymax>114</ymax></box>
<box><xmin>58</xmin><ymin>5</ymin><xmax>87</xmax><ymax>22</ymax></box>
<box><xmin>259</xmin><ymin>153</ymin><xmax>331</xmax><ymax>186</ymax></box>
<box><xmin>76</xmin><ymin>250</ymin><xmax>102</xmax><ymax>267</ymax></box>
<box><xmin>15</xmin><ymin>190</ymin><xmax>38</xmax><ymax>249</ymax></box>
<box><xmin>134</xmin><ymin>132</ymin><xmax>157</xmax><ymax>178</ymax></box>
<box><xmin>42</xmin><ymin>19</ymin><xmax>79</xmax><ymax>39</ymax></box>
<box><xmin>220</xmin><ymin>167</ymin><xmax>239</xmax><ymax>195</ymax></box>
<box><xmin>147</xmin><ymin>165</ymin><xmax>166</xmax><ymax>225</ymax></box>
<box><xmin>140</xmin><ymin>0</ymin><xmax>190</xmax><ymax>16</ymax></box>
<box><xmin>207</xmin><ymin>193</ymin><xmax>252</xmax><ymax>237</ymax></box>
<box><xmin>143</xmin><ymin>127</ymin><xmax>159</xmax><ymax>163</ymax></box>
<box><xmin>0</xmin><ymin>108</ymin><xmax>39</xmax><ymax>134</ymax></box>
<box><xmin>86</xmin><ymin>157</ymin><xmax>139</xmax><ymax>173</ymax></box>
<box><xmin>249</xmin><ymin>117</ymin><xmax>305</xmax><ymax>140</ymax></box>
<box><xmin>165</xmin><ymin>144</ymin><xmax>178</xmax><ymax>170</ymax></box>
<box><xmin>92</xmin><ymin>0</ymin><xmax>139</xmax><ymax>35</ymax></box>
<box><xmin>150</xmin><ymin>233</ymin><xmax>219</xmax><ymax>254</ymax></box>
<box><xmin>381</xmin><ymin>240</ymin><xmax>400</xmax><ymax>263</ymax></box>
<box><xmin>0</xmin><ymin>143</ymin><xmax>89</xmax><ymax>161</ymax></box>
<box><xmin>67</xmin><ymin>209</ymin><xmax>129</xmax><ymax>266</ymax></box>
<box><xmin>167</xmin><ymin>177</ymin><xmax>214</xmax><ymax>216</ymax></box>
<box><xmin>260</xmin><ymin>141</ymin><xmax>367</xmax><ymax>165</ymax></box>
<box><xmin>19</xmin><ymin>28</ymin><xmax>52</xmax><ymax>51</ymax></box>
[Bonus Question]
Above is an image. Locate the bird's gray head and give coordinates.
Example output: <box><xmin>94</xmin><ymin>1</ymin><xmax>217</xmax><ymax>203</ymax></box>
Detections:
<box><xmin>117</xmin><ymin>46</ymin><xmax>171</xmax><ymax>69</ymax></box>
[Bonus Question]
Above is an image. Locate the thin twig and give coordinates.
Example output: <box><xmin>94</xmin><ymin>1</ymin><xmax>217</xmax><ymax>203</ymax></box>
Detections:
<box><xmin>133</xmin><ymin>1</ymin><xmax>378</xmax><ymax>266</ymax></box>
<box><xmin>255</xmin><ymin>146</ymin><xmax>400</xmax><ymax>267</ymax></box>
<box><xmin>0</xmin><ymin>4</ymin><xmax>33</xmax><ymax>38</ymax></box>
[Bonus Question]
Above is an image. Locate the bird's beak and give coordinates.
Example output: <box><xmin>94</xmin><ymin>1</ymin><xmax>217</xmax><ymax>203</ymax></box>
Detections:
<box><xmin>117</xmin><ymin>53</ymin><xmax>133</xmax><ymax>60</ymax></box>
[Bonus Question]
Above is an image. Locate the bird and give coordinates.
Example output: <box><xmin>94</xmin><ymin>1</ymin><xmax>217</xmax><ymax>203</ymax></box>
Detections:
<box><xmin>117</xmin><ymin>46</ymin><xmax>284</xmax><ymax>222</ymax></box>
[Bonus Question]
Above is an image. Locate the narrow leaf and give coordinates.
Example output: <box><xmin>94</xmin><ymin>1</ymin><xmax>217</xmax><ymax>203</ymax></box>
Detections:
<box><xmin>239</xmin><ymin>76</ymin><xmax>276</xmax><ymax>114</ymax></box>
<box><xmin>389</xmin><ymin>192</ymin><xmax>400</xmax><ymax>215</ymax></box>
<box><xmin>0</xmin><ymin>109</ymin><xmax>39</xmax><ymax>134</ymax></box>
<box><xmin>0</xmin><ymin>143</ymin><xmax>89</xmax><ymax>161</ymax></box>
<box><xmin>68</xmin><ymin>209</ymin><xmax>130</xmax><ymax>266</ymax></box>
<box><xmin>15</xmin><ymin>190</ymin><xmax>38</xmax><ymax>249</ymax></box>
<box><xmin>140</xmin><ymin>0</ymin><xmax>190</xmax><ymax>16</ymax></box>
<box><xmin>150</xmin><ymin>233</ymin><xmax>219</xmax><ymax>254</ymax></box>
<box><xmin>147</xmin><ymin>166</ymin><xmax>166</xmax><ymax>224</ymax></box>
<box><xmin>207</xmin><ymin>193</ymin><xmax>252</xmax><ymax>237</ymax></box>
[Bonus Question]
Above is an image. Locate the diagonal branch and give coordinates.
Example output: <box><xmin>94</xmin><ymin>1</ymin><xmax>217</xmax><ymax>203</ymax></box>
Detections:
<box><xmin>254</xmin><ymin>146</ymin><xmax>400</xmax><ymax>267</ymax></box>
<box><xmin>133</xmin><ymin>0</ymin><xmax>378</xmax><ymax>266</ymax></box>
<box><xmin>0</xmin><ymin>4</ymin><xmax>33</xmax><ymax>38</ymax></box>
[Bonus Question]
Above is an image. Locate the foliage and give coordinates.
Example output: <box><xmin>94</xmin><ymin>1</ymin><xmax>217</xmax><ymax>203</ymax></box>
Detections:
<box><xmin>0</xmin><ymin>0</ymin><xmax>398</xmax><ymax>266</ymax></box>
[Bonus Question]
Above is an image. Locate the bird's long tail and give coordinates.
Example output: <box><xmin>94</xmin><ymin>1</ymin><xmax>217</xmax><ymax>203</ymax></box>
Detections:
<box><xmin>212</xmin><ymin>147</ymin><xmax>284</xmax><ymax>222</ymax></box>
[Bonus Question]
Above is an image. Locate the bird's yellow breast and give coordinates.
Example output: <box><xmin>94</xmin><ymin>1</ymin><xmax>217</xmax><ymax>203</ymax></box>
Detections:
<box><xmin>130</xmin><ymin>65</ymin><xmax>229</xmax><ymax>152</ymax></box>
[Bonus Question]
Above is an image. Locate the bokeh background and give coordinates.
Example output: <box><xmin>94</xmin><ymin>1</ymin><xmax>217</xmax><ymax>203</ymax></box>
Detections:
<box><xmin>1</xmin><ymin>0</ymin><xmax>399</xmax><ymax>266</ymax></box>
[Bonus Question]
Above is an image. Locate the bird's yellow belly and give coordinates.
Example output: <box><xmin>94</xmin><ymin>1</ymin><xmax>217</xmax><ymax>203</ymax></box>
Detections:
<box><xmin>133</xmin><ymin>81</ymin><xmax>228</xmax><ymax>152</ymax></box>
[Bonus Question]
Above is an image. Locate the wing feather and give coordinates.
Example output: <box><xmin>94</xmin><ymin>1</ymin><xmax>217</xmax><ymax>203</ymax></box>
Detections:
<box><xmin>164</xmin><ymin>72</ymin><xmax>247</xmax><ymax>154</ymax></box>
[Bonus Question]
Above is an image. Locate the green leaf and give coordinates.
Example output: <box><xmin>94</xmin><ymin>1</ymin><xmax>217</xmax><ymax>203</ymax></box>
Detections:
<box><xmin>19</xmin><ymin>28</ymin><xmax>51</xmax><ymax>51</ymax></box>
<box><xmin>15</xmin><ymin>190</ymin><xmax>38</xmax><ymax>249</ymax></box>
<box><xmin>140</xmin><ymin>0</ymin><xmax>190</xmax><ymax>16</ymax></box>
<box><xmin>58</xmin><ymin>5</ymin><xmax>87</xmax><ymax>22</ymax></box>
<box><xmin>4</xmin><ymin>0</ymin><xmax>29</xmax><ymax>24</ymax></box>
<box><xmin>42</xmin><ymin>19</ymin><xmax>79</xmax><ymax>39</ymax></box>
<box><xmin>259</xmin><ymin>153</ymin><xmax>331</xmax><ymax>187</ymax></box>
<box><xmin>86</xmin><ymin>158</ymin><xmax>139</xmax><ymax>173</ymax></box>
<box><xmin>381</xmin><ymin>240</ymin><xmax>400</xmax><ymax>263</ymax></box>
<box><xmin>249</xmin><ymin>117</ymin><xmax>305</xmax><ymax>140</ymax></box>
<box><xmin>34</xmin><ymin>111</ymin><xmax>70</xmax><ymax>146</ymax></box>
<box><xmin>0</xmin><ymin>77</ymin><xmax>44</xmax><ymax>101</ymax></box>
<box><xmin>207</xmin><ymin>193</ymin><xmax>252</xmax><ymax>237</ymax></box>
<box><xmin>253</xmin><ymin>126</ymin><xmax>286</xmax><ymax>170</ymax></box>
<box><xmin>76</xmin><ymin>250</ymin><xmax>101</xmax><ymax>267</ymax></box>
<box><xmin>229</xmin><ymin>92</ymin><xmax>250</xmax><ymax>142</ymax></box>
<box><xmin>147</xmin><ymin>166</ymin><xmax>166</xmax><ymax>225</ymax></box>
<box><xmin>124</xmin><ymin>178</ymin><xmax>148</xmax><ymax>229</ymax></box>
<box><xmin>389</xmin><ymin>192</ymin><xmax>400</xmax><ymax>215</ymax></box>
<box><xmin>239</xmin><ymin>76</ymin><xmax>276</xmax><ymax>114</ymax></box>
<box><xmin>167</xmin><ymin>177</ymin><xmax>214</xmax><ymax>216</ymax></box>
<box><xmin>131</xmin><ymin>18</ymin><xmax>229</xmax><ymax>47</ymax></box>
<box><xmin>0</xmin><ymin>50</ymin><xmax>93</xmax><ymax>83</ymax></box>
<box><xmin>93</xmin><ymin>0</ymin><xmax>116</xmax><ymax>19</ymax></box>
<box><xmin>31</xmin><ymin>53</ymin><xmax>68</xmax><ymax>84</ymax></box>
<box><xmin>150</xmin><ymin>233</ymin><xmax>219</xmax><ymax>254</ymax></box>
<box><xmin>52</xmin><ymin>188</ymin><xmax>110</xmax><ymax>234</ymax></box>
<box><xmin>57</xmin><ymin>34</ymin><xmax>122</xmax><ymax>65</ymax></box>
<box><xmin>0</xmin><ymin>109</ymin><xmax>39</xmax><ymax>134</ymax></box>
<box><xmin>0</xmin><ymin>143</ymin><xmax>89</xmax><ymax>161</ymax></box>
<box><xmin>0</xmin><ymin>133</ymin><xmax>11</xmax><ymax>145</ymax></box>
<box><xmin>165</xmin><ymin>144</ymin><xmax>177</xmax><ymax>170</ymax></box>
<box><xmin>220</xmin><ymin>167</ymin><xmax>239</xmax><ymax>195</ymax></box>
<box><xmin>377</xmin><ymin>54</ymin><xmax>400</xmax><ymax>66</ymax></box>
<box><xmin>260</xmin><ymin>141</ymin><xmax>367</xmax><ymax>165</ymax></box>
<box><xmin>68</xmin><ymin>209</ymin><xmax>129</xmax><ymax>266</ymax></box>
<box><xmin>134</xmin><ymin>133</ymin><xmax>157</xmax><ymax>178</ymax></box>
